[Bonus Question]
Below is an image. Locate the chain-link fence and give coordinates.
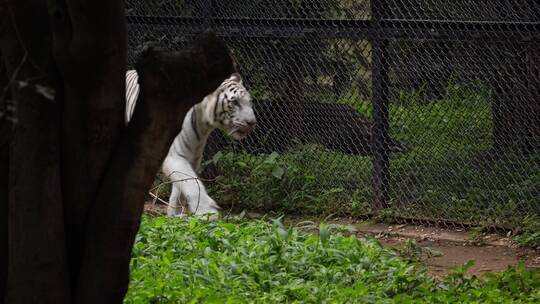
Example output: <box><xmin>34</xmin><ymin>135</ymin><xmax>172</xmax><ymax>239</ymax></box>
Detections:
<box><xmin>126</xmin><ymin>0</ymin><xmax>540</xmax><ymax>228</ymax></box>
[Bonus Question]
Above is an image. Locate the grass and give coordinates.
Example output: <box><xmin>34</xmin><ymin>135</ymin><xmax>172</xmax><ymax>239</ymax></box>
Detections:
<box><xmin>125</xmin><ymin>216</ymin><xmax>540</xmax><ymax>303</ymax></box>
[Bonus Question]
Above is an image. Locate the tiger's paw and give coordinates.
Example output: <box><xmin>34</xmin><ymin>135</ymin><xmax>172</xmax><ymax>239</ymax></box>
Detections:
<box><xmin>193</xmin><ymin>212</ymin><xmax>220</xmax><ymax>221</ymax></box>
<box><xmin>188</xmin><ymin>195</ymin><xmax>221</xmax><ymax>221</ymax></box>
<box><xmin>166</xmin><ymin>208</ymin><xmax>188</xmax><ymax>218</ymax></box>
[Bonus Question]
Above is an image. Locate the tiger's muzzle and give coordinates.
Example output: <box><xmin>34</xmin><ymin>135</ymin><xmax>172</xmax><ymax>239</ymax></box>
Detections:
<box><xmin>240</xmin><ymin>118</ymin><xmax>257</xmax><ymax>134</ymax></box>
<box><xmin>233</xmin><ymin>118</ymin><xmax>257</xmax><ymax>139</ymax></box>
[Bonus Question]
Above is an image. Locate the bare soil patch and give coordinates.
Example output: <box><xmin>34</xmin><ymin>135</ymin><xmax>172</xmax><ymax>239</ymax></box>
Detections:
<box><xmin>352</xmin><ymin>222</ymin><xmax>540</xmax><ymax>277</ymax></box>
<box><xmin>143</xmin><ymin>203</ymin><xmax>540</xmax><ymax>277</ymax></box>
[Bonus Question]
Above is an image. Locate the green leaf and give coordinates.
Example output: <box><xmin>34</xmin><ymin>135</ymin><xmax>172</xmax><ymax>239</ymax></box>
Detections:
<box><xmin>236</xmin><ymin>161</ymin><xmax>247</xmax><ymax>168</ymax></box>
<box><xmin>264</xmin><ymin>152</ymin><xmax>279</xmax><ymax>164</ymax></box>
<box><xmin>212</xmin><ymin>151</ymin><xmax>224</xmax><ymax>164</ymax></box>
<box><xmin>271</xmin><ymin>166</ymin><xmax>285</xmax><ymax>179</ymax></box>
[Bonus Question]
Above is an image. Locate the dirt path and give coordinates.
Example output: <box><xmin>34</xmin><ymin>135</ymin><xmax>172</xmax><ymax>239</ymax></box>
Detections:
<box><xmin>379</xmin><ymin>237</ymin><xmax>539</xmax><ymax>277</ymax></box>
<box><xmin>143</xmin><ymin>203</ymin><xmax>540</xmax><ymax>277</ymax></box>
<box><xmin>280</xmin><ymin>215</ymin><xmax>540</xmax><ymax>277</ymax></box>
<box><xmin>348</xmin><ymin>221</ymin><xmax>540</xmax><ymax>277</ymax></box>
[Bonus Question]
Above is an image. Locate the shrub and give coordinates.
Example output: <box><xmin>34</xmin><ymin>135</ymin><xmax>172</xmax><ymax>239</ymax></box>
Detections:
<box><xmin>207</xmin><ymin>147</ymin><xmax>372</xmax><ymax>216</ymax></box>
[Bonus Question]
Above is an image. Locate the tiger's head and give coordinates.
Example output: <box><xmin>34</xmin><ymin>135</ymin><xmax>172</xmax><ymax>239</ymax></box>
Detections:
<box><xmin>211</xmin><ymin>73</ymin><xmax>256</xmax><ymax>140</ymax></box>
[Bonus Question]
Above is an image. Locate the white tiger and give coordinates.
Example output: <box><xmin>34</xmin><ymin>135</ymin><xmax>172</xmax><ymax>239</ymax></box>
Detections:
<box><xmin>125</xmin><ymin>70</ymin><xmax>256</xmax><ymax>216</ymax></box>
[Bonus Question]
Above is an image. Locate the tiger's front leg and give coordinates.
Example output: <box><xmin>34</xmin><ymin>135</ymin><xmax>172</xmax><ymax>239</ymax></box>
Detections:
<box><xmin>163</xmin><ymin>155</ymin><xmax>220</xmax><ymax>217</ymax></box>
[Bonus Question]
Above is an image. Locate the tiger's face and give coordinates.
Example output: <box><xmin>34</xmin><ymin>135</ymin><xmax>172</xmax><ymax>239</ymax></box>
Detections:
<box><xmin>213</xmin><ymin>73</ymin><xmax>256</xmax><ymax>140</ymax></box>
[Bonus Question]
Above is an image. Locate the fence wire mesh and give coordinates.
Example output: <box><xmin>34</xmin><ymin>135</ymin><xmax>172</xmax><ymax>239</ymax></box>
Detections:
<box><xmin>126</xmin><ymin>0</ymin><xmax>540</xmax><ymax>228</ymax></box>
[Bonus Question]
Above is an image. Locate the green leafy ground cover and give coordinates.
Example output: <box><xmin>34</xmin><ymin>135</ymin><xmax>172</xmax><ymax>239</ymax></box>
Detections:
<box><xmin>126</xmin><ymin>217</ymin><xmax>540</xmax><ymax>303</ymax></box>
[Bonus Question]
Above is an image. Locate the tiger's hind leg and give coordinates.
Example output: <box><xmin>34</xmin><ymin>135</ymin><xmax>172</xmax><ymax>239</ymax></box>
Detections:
<box><xmin>164</xmin><ymin>156</ymin><xmax>221</xmax><ymax>218</ymax></box>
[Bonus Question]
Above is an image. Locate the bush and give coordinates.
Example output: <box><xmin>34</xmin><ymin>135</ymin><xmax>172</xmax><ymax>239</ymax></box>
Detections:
<box><xmin>514</xmin><ymin>215</ymin><xmax>540</xmax><ymax>248</ymax></box>
<box><xmin>207</xmin><ymin>146</ymin><xmax>372</xmax><ymax>216</ymax></box>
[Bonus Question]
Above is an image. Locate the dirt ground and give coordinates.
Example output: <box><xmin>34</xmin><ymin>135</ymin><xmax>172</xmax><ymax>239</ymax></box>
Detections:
<box><xmin>143</xmin><ymin>202</ymin><xmax>540</xmax><ymax>278</ymax></box>
<box><xmin>352</xmin><ymin>222</ymin><xmax>540</xmax><ymax>277</ymax></box>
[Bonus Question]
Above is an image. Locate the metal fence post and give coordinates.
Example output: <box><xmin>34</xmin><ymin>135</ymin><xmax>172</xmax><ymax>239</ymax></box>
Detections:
<box><xmin>371</xmin><ymin>0</ymin><xmax>390</xmax><ymax>211</ymax></box>
<box><xmin>204</xmin><ymin>0</ymin><xmax>214</xmax><ymax>30</ymax></box>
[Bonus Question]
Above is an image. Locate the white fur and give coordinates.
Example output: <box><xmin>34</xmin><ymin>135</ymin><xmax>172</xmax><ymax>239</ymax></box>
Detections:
<box><xmin>125</xmin><ymin>70</ymin><xmax>255</xmax><ymax>216</ymax></box>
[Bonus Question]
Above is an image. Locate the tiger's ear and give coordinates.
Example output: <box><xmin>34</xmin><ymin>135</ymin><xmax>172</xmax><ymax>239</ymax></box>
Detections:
<box><xmin>230</xmin><ymin>73</ymin><xmax>243</xmax><ymax>84</ymax></box>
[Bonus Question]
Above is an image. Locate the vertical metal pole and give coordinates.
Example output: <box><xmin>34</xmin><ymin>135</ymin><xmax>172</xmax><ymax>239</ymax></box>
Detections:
<box><xmin>526</xmin><ymin>43</ymin><xmax>540</xmax><ymax>152</ymax></box>
<box><xmin>371</xmin><ymin>0</ymin><xmax>390</xmax><ymax>210</ymax></box>
<box><xmin>204</xmin><ymin>0</ymin><xmax>214</xmax><ymax>30</ymax></box>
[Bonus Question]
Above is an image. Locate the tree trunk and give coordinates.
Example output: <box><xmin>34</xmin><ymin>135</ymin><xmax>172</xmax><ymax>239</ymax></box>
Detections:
<box><xmin>46</xmin><ymin>0</ymin><xmax>128</xmax><ymax>286</ymax></box>
<box><xmin>2</xmin><ymin>0</ymin><xmax>235</xmax><ymax>302</ymax></box>
<box><xmin>0</xmin><ymin>1</ymin><xmax>70</xmax><ymax>302</ymax></box>
<box><xmin>0</xmin><ymin>50</ymin><xmax>9</xmax><ymax>304</ymax></box>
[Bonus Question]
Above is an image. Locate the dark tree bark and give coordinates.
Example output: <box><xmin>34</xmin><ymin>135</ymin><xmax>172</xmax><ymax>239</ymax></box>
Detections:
<box><xmin>0</xmin><ymin>52</ymin><xmax>8</xmax><ymax>304</ymax></box>
<box><xmin>0</xmin><ymin>6</ymin><xmax>9</xmax><ymax>296</ymax></box>
<box><xmin>47</xmin><ymin>0</ymin><xmax>128</xmax><ymax>287</ymax></box>
<box><xmin>0</xmin><ymin>1</ymin><xmax>70</xmax><ymax>303</ymax></box>
<box><xmin>1</xmin><ymin>0</ymin><xmax>235</xmax><ymax>302</ymax></box>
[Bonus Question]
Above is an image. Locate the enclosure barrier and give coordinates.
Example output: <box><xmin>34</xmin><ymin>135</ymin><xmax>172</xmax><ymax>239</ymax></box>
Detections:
<box><xmin>126</xmin><ymin>0</ymin><xmax>540</xmax><ymax>229</ymax></box>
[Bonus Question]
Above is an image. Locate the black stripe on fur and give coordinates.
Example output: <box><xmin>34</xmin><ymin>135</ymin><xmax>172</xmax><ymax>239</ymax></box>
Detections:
<box><xmin>191</xmin><ymin>106</ymin><xmax>201</xmax><ymax>141</ymax></box>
